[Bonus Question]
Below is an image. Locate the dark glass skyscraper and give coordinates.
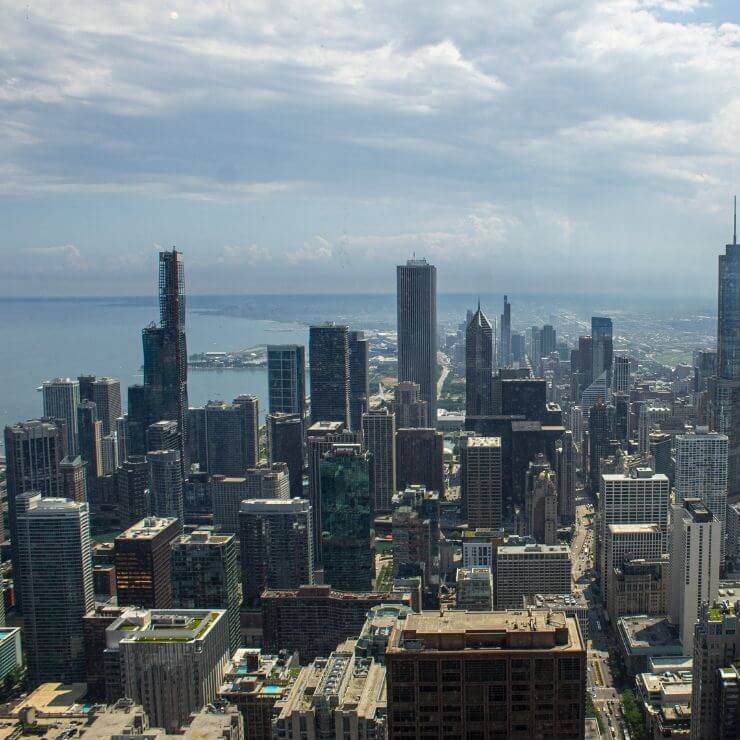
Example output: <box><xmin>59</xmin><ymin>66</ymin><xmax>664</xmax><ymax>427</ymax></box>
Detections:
<box><xmin>349</xmin><ymin>330</ymin><xmax>369</xmax><ymax>431</ymax></box>
<box><xmin>499</xmin><ymin>294</ymin><xmax>511</xmax><ymax>367</ymax></box>
<box><xmin>309</xmin><ymin>324</ymin><xmax>350</xmax><ymax>427</ymax></box>
<box><xmin>140</xmin><ymin>250</ymin><xmax>188</xmax><ymax>457</ymax></box>
<box><xmin>716</xmin><ymin>201</ymin><xmax>739</xmax><ymax>494</ymax></box>
<box><xmin>591</xmin><ymin>316</ymin><xmax>614</xmax><ymax>387</ymax></box>
<box><xmin>465</xmin><ymin>303</ymin><xmax>493</xmax><ymax>416</ymax></box>
<box><xmin>320</xmin><ymin>444</ymin><xmax>374</xmax><ymax>591</ymax></box>
<box><xmin>267</xmin><ymin>344</ymin><xmax>306</xmax><ymax>418</ymax></box>
<box><xmin>397</xmin><ymin>259</ymin><xmax>437</xmax><ymax>425</ymax></box>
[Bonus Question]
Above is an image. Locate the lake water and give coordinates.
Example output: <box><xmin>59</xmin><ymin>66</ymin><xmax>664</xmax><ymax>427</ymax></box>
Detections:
<box><xmin>0</xmin><ymin>297</ymin><xmax>308</xmax><ymax>452</ymax></box>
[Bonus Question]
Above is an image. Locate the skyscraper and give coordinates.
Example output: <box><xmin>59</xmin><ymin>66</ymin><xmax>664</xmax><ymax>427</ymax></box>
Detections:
<box><xmin>396</xmin><ymin>428</ymin><xmax>444</xmax><ymax>495</ymax></box>
<box><xmin>715</xmin><ymin>200</ymin><xmax>740</xmax><ymax>496</ymax></box>
<box><xmin>60</xmin><ymin>455</ymin><xmax>87</xmax><ymax>503</ymax></box>
<box><xmin>3</xmin><ymin>419</ymin><xmax>65</xmax><ymax>609</ymax></box>
<box><xmin>309</xmin><ymin>323</ymin><xmax>350</xmax><ymax>427</ymax></box>
<box><xmin>556</xmin><ymin>431</ymin><xmax>576</xmax><ymax>523</ymax></box>
<box><xmin>386</xmin><ymin>610</ymin><xmax>586</xmax><ymax>739</ymax></box>
<box><xmin>114</xmin><ymin>516</ymin><xmax>180</xmax><ymax>608</ymax></box>
<box><xmin>140</xmin><ymin>249</ymin><xmax>188</xmax><ymax>461</ymax></box>
<box><xmin>349</xmin><ymin>330</ymin><xmax>369</xmax><ymax>431</ymax></box>
<box><xmin>612</xmin><ymin>355</ymin><xmax>631</xmax><ymax>394</ymax></box>
<box><xmin>397</xmin><ymin>259</ymin><xmax>437</xmax><ymax>425</ymax></box>
<box><xmin>15</xmin><ymin>494</ymin><xmax>94</xmax><ymax>686</ymax></box>
<box><xmin>524</xmin><ymin>454</ymin><xmax>558</xmax><ymax>544</ymax></box>
<box><xmin>675</xmin><ymin>428</ymin><xmax>729</xmax><ymax>561</ymax></box>
<box><xmin>392</xmin><ymin>381</ymin><xmax>428</xmax><ymax>428</ymax></box>
<box><xmin>499</xmin><ymin>294</ymin><xmax>511</xmax><ymax>367</ymax></box>
<box><xmin>320</xmin><ymin>445</ymin><xmax>374</xmax><ymax>591</ymax></box>
<box><xmin>267</xmin><ymin>412</ymin><xmax>304</xmax><ymax>499</ymax></box>
<box><xmin>465</xmin><ymin>303</ymin><xmax>493</xmax><ymax>416</ymax></box>
<box><xmin>541</xmin><ymin>324</ymin><xmax>556</xmax><ymax>359</ymax></box>
<box><xmin>116</xmin><ymin>455</ymin><xmax>150</xmax><ymax>528</ymax></box>
<box><xmin>588</xmin><ymin>400</ymin><xmax>610</xmax><ymax>493</ymax></box>
<box><xmin>77</xmin><ymin>400</ymin><xmax>103</xmax><ymax>487</ymax></box>
<box><xmin>362</xmin><ymin>408</ymin><xmax>397</xmax><ymax>513</ymax></box>
<box><xmin>42</xmin><ymin>378</ymin><xmax>80</xmax><ymax>455</ymax></box>
<box><xmin>669</xmin><ymin>499</ymin><xmax>720</xmax><ymax>652</ymax></box>
<box><xmin>591</xmin><ymin>316</ymin><xmax>614</xmax><ymax>387</ymax></box>
<box><xmin>146</xmin><ymin>449</ymin><xmax>184</xmax><ymax>524</ymax></box>
<box><xmin>171</xmin><ymin>530</ymin><xmax>242</xmax><ymax>654</ymax></box>
<box><xmin>460</xmin><ymin>436</ymin><xmax>502</xmax><ymax>529</ymax></box>
<box><xmin>91</xmin><ymin>377</ymin><xmax>122</xmax><ymax>436</ymax></box>
<box><xmin>267</xmin><ymin>344</ymin><xmax>306</xmax><ymax>418</ymax></box>
<box><xmin>239</xmin><ymin>498</ymin><xmax>314</xmax><ymax>606</ymax></box>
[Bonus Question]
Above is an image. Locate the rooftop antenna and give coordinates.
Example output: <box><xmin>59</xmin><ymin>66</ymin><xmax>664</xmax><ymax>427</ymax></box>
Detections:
<box><xmin>734</xmin><ymin>195</ymin><xmax>737</xmax><ymax>246</ymax></box>
<box><xmin>477</xmin><ymin>296</ymin><xmax>481</xmax><ymax>311</ymax></box>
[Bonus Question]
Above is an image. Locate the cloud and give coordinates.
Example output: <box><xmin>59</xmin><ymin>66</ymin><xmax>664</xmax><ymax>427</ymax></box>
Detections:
<box><xmin>25</xmin><ymin>244</ymin><xmax>84</xmax><ymax>261</ymax></box>
<box><xmin>217</xmin><ymin>244</ymin><xmax>273</xmax><ymax>266</ymax></box>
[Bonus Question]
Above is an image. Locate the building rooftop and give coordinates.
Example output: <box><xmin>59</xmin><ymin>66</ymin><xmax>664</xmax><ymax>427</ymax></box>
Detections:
<box><xmin>109</xmin><ymin>609</ymin><xmax>223</xmax><ymax>644</ymax></box>
<box><xmin>497</xmin><ymin>543</ymin><xmax>570</xmax><ymax>556</ymax></box>
<box><xmin>607</xmin><ymin>523</ymin><xmax>662</xmax><ymax>534</ymax></box>
<box><xmin>178</xmin><ymin>530</ymin><xmax>233</xmax><ymax>546</ymax></box>
<box><xmin>618</xmin><ymin>615</ymin><xmax>681</xmax><ymax>651</ymax></box>
<box><xmin>116</xmin><ymin>517</ymin><xmax>179</xmax><ymax>540</ymax></box>
<box><xmin>465</xmin><ymin>436</ymin><xmax>501</xmax><ymax>448</ymax></box>
<box><xmin>388</xmin><ymin>610</ymin><xmax>583</xmax><ymax>653</ymax></box>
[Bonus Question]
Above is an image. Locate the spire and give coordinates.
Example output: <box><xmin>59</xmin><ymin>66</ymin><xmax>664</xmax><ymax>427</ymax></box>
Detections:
<box><xmin>734</xmin><ymin>195</ymin><xmax>737</xmax><ymax>246</ymax></box>
<box><xmin>477</xmin><ymin>297</ymin><xmax>481</xmax><ymax>312</ymax></box>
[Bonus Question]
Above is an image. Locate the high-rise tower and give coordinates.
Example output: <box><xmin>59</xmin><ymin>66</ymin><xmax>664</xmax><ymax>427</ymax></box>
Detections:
<box><xmin>465</xmin><ymin>303</ymin><xmax>493</xmax><ymax>416</ymax></box>
<box><xmin>42</xmin><ymin>378</ymin><xmax>80</xmax><ymax>455</ymax></box>
<box><xmin>499</xmin><ymin>295</ymin><xmax>511</xmax><ymax>367</ymax></box>
<box><xmin>716</xmin><ymin>198</ymin><xmax>740</xmax><ymax>495</ymax></box>
<box><xmin>591</xmin><ymin>316</ymin><xmax>613</xmax><ymax>387</ymax></box>
<box><xmin>349</xmin><ymin>330</ymin><xmax>369</xmax><ymax>431</ymax></box>
<box><xmin>397</xmin><ymin>259</ymin><xmax>437</xmax><ymax>425</ymax></box>
<box><xmin>309</xmin><ymin>324</ymin><xmax>350</xmax><ymax>427</ymax></box>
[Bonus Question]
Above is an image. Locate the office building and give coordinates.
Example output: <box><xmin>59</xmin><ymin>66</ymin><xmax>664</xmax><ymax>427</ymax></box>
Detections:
<box><xmin>0</xmin><ymin>629</ymin><xmax>22</xmax><ymax>684</ymax></box>
<box><xmin>140</xmin><ymin>250</ymin><xmax>189</xmax><ymax>463</ymax></box>
<box><xmin>267</xmin><ymin>412</ymin><xmax>303</xmax><ymax>500</ymax></box>
<box><xmin>495</xmin><ymin>543</ymin><xmax>571</xmax><ymax>608</ymax></box>
<box><xmin>82</xmin><ymin>604</ymin><xmax>127</xmax><ymax>701</ymax></box>
<box><xmin>171</xmin><ymin>530</ymin><xmax>242</xmax><ymax>654</ymax></box>
<box><xmin>239</xmin><ymin>498</ymin><xmax>314</xmax><ymax>606</ymax></box>
<box><xmin>309</xmin><ymin>323</ymin><xmax>350</xmax><ymax>427</ymax></box>
<box><xmin>89</xmin><ymin>377</ymin><xmax>122</xmax><ymax>436</ymax></box>
<box><xmin>60</xmin><ymin>455</ymin><xmax>87</xmax><ymax>503</ymax></box>
<box><xmin>691</xmin><ymin>598</ymin><xmax>740</xmax><ymax>739</ymax></box>
<box><xmin>306</xmin><ymin>424</ymin><xmax>358</xmax><ymax>559</ymax></box>
<box><xmin>114</xmin><ymin>517</ymin><xmax>180</xmax><ymax>608</ymax></box>
<box><xmin>588</xmin><ymin>400</ymin><xmax>610</xmax><ymax>493</ymax></box>
<box><xmin>455</xmin><ymin>567</ymin><xmax>494</xmax><ymax>610</ymax></box>
<box><xmin>556</xmin><ymin>431</ymin><xmax>576</xmax><ymax>523</ymax></box>
<box><xmin>612</xmin><ymin>355</ymin><xmax>631</xmax><ymax>394</ymax></box>
<box><xmin>397</xmin><ymin>259</ymin><xmax>437</xmax><ymax>424</ymax></box>
<box><xmin>523</xmin><ymin>454</ymin><xmax>558</xmax><ymax>545</ymax></box>
<box><xmin>392</xmin><ymin>504</ymin><xmax>433</xmax><ymax>587</ymax></box>
<box><xmin>261</xmin><ymin>585</ymin><xmax>412</xmax><ymax>662</ymax></box>
<box><xmin>189</xmin><ymin>398</ymin><xmax>259</xmax><ymax>476</ymax></box>
<box><xmin>396</xmin><ymin>428</ymin><xmax>444</xmax><ymax>495</ymax></box>
<box><xmin>267</xmin><ymin>344</ymin><xmax>306</xmax><ymax>418</ymax></box>
<box><xmin>392</xmin><ymin>381</ymin><xmax>429</xmax><ymax>428</ymax></box>
<box><xmin>669</xmin><ymin>499</ymin><xmax>721</xmax><ymax>652</ymax></box>
<box><xmin>728</xmin><ymin>501</ymin><xmax>740</xmax><ymax>570</ymax></box>
<box><xmin>117</xmin><ymin>455</ymin><xmax>150</xmax><ymax>529</ymax></box>
<box><xmin>591</xmin><ymin>316</ymin><xmax>614</xmax><ymax>386</ymax></box>
<box><xmin>110</xmin><ymin>608</ymin><xmax>230</xmax><ymax>733</ymax></box>
<box><xmin>3</xmin><ymin>418</ymin><xmax>65</xmax><ymax>608</ymax></box>
<box><xmin>499</xmin><ymin>294</ymin><xmax>511</xmax><ymax>367</ymax></box>
<box><xmin>15</xmin><ymin>494</ymin><xmax>94</xmax><ymax>686</ymax></box>
<box><xmin>675</xmin><ymin>428</ymin><xmax>729</xmax><ymax>561</ymax></box>
<box><xmin>349</xmin><ymin>330</ymin><xmax>369</xmax><ymax>431</ymax></box>
<box><xmin>460</xmin><ymin>436</ymin><xmax>502</xmax><ymax>529</ymax></box>
<box><xmin>511</xmin><ymin>331</ymin><xmax>525</xmax><ymax>363</ymax></box>
<box><xmin>606</xmin><ymin>556</ymin><xmax>668</xmax><ymax>623</ymax></box>
<box><xmin>320</xmin><ymin>445</ymin><xmax>374</xmax><ymax>591</ymax></box>
<box><xmin>101</xmin><ymin>432</ymin><xmax>119</xmax><ymax>475</ymax></box>
<box><xmin>465</xmin><ymin>303</ymin><xmax>493</xmax><ymax>416</ymax></box>
<box><xmin>77</xmin><ymin>400</ymin><xmax>103</xmax><ymax>484</ymax></box>
<box><xmin>386</xmin><ymin>610</ymin><xmax>586</xmax><ymax>739</ymax></box>
<box><xmin>273</xmin><ymin>641</ymin><xmax>387</xmax><ymax>738</ymax></box>
<box><xmin>363</xmin><ymin>408</ymin><xmax>396</xmax><ymax>513</ymax></box>
<box><xmin>147</xmin><ymin>449</ymin><xmax>183</xmax><ymax>524</ymax></box>
<box><xmin>715</xmin><ymin>205</ymin><xmax>740</xmax><ymax>496</ymax></box>
<box><xmin>209</xmin><ymin>476</ymin><xmax>249</xmax><ymax>534</ymax></box>
<box><xmin>612</xmin><ymin>392</ymin><xmax>630</xmax><ymax>445</ymax></box>
<box><xmin>42</xmin><ymin>377</ymin><xmax>79</xmax><ymax>455</ymax></box>
<box><xmin>598</xmin><ymin>469</ymin><xmax>670</xmax><ymax>588</ymax></box>
<box><xmin>461</xmin><ymin>528</ymin><xmax>503</xmax><ymax>570</ymax></box>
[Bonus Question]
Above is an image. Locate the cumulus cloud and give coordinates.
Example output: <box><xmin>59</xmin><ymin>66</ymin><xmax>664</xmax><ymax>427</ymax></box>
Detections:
<box><xmin>0</xmin><ymin>0</ymin><xmax>739</xmax><ymax>295</ymax></box>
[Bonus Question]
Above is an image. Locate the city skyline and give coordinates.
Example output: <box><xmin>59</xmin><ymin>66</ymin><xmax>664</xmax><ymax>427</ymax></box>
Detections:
<box><xmin>2</xmin><ymin>2</ymin><xmax>740</xmax><ymax>297</ymax></box>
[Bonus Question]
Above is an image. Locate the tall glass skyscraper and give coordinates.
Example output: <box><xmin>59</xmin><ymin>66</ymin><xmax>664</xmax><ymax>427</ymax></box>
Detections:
<box><xmin>309</xmin><ymin>324</ymin><xmax>350</xmax><ymax>427</ymax></box>
<box><xmin>499</xmin><ymin>294</ymin><xmax>511</xmax><ymax>367</ymax></box>
<box><xmin>591</xmin><ymin>316</ymin><xmax>613</xmax><ymax>387</ymax></box>
<box><xmin>716</xmin><ymin>202</ymin><xmax>739</xmax><ymax>495</ymax></box>
<box><xmin>465</xmin><ymin>303</ymin><xmax>493</xmax><ymax>416</ymax></box>
<box><xmin>267</xmin><ymin>344</ymin><xmax>306</xmax><ymax>418</ymax></box>
<box><xmin>397</xmin><ymin>259</ymin><xmax>437</xmax><ymax>425</ymax></box>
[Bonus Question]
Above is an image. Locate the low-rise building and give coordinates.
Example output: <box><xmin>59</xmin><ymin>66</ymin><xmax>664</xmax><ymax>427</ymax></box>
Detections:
<box><xmin>354</xmin><ymin>604</ymin><xmax>413</xmax><ymax>663</ymax></box>
<box><xmin>272</xmin><ymin>640</ymin><xmax>387</xmax><ymax>739</ymax></box>
<box><xmin>528</xmin><ymin>593</ymin><xmax>589</xmax><ymax>642</ymax></box>
<box><xmin>0</xmin><ymin>627</ymin><xmax>22</xmax><ymax>682</ymax></box>
<box><xmin>616</xmin><ymin>615</ymin><xmax>683</xmax><ymax>676</ymax></box>
<box><xmin>456</xmin><ymin>567</ymin><xmax>494</xmax><ymax>611</ymax></box>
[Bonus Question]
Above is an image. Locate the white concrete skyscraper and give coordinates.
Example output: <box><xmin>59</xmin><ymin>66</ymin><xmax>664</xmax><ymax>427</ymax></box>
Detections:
<box><xmin>362</xmin><ymin>408</ymin><xmax>397</xmax><ymax>513</ymax></box>
<box><xmin>397</xmin><ymin>259</ymin><xmax>437</xmax><ymax>425</ymax></box>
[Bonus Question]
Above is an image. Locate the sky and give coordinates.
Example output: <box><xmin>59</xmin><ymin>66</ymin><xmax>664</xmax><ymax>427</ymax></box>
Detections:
<box><xmin>2</xmin><ymin>0</ymin><xmax>740</xmax><ymax>298</ymax></box>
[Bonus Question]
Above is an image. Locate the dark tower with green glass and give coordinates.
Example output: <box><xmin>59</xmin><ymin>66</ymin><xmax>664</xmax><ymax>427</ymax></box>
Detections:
<box><xmin>319</xmin><ymin>444</ymin><xmax>374</xmax><ymax>591</ymax></box>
